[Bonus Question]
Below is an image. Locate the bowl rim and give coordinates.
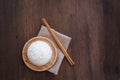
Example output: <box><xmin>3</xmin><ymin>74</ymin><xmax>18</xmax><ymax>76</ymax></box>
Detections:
<box><xmin>22</xmin><ymin>36</ymin><xmax>57</xmax><ymax>71</ymax></box>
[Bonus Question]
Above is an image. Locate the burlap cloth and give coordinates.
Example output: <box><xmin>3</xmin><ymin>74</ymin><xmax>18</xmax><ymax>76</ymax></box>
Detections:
<box><xmin>38</xmin><ymin>25</ymin><xmax>71</xmax><ymax>75</ymax></box>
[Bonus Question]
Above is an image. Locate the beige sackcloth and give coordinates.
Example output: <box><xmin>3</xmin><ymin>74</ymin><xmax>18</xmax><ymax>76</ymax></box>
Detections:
<box><xmin>37</xmin><ymin>25</ymin><xmax>71</xmax><ymax>75</ymax></box>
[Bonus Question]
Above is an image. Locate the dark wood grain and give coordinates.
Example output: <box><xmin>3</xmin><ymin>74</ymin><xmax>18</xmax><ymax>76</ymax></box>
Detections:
<box><xmin>0</xmin><ymin>0</ymin><xmax>120</xmax><ymax>80</ymax></box>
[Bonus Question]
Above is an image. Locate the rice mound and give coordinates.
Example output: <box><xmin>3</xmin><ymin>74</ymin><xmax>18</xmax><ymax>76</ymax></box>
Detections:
<box><xmin>27</xmin><ymin>41</ymin><xmax>52</xmax><ymax>66</ymax></box>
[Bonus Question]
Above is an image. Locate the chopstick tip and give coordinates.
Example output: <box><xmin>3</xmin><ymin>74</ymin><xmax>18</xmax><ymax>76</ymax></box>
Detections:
<box><xmin>42</xmin><ymin>18</ymin><xmax>45</xmax><ymax>21</ymax></box>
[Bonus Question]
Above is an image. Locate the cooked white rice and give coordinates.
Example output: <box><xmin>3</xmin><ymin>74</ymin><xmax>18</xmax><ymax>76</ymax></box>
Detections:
<box><xmin>27</xmin><ymin>41</ymin><xmax>52</xmax><ymax>66</ymax></box>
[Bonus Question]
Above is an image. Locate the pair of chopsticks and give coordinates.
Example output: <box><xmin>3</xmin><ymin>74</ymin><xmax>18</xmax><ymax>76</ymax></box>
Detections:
<box><xmin>42</xmin><ymin>18</ymin><xmax>74</xmax><ymax>66</ymax></box>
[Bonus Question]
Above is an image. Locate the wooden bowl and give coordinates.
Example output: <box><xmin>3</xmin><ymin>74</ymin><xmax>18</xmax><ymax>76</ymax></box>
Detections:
<box><xmin>22</xmin><ymin>36</ymin><xmax>57</xmax><ymax>71</ymax></box>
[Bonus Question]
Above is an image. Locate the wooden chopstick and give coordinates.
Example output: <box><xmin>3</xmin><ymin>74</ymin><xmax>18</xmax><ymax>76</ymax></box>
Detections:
<box><xmin>42</xmin><ymin>18</ymin><xmax>74</xmax><ymax>66</ymax></box>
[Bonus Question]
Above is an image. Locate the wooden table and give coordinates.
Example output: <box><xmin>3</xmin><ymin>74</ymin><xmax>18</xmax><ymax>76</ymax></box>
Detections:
<box><xmin>0</xmin><ymin>0</ymin><xmax>120</xmax><ymax>80</ymax></box>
